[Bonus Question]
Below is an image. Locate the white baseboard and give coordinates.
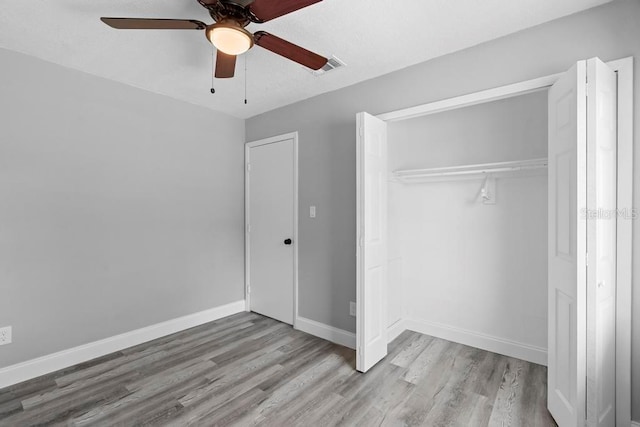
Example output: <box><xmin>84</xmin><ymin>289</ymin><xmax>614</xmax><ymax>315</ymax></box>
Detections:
<box><xmin>631</xmin><ymin>421</ymin><xmax>640</xmax><ymax>427</ymax></box>
<box><xmin>295</xmin><ymin>317</ymin><xmax>356</xmax><ymax>350</ymax></box>
<box><xmin>0</xmin><ymin>300</ymin><xmax>246</xmax><ymax>389</ymax></box>
<box><xmin>387</xmin><ymin>319</ymin><xmax>406</xmax><ymax>344</ymax></box>
<box><xmin>404</xmin><ymin>318</ymin><xmax>547</xmax><ymax>366</ymax></box>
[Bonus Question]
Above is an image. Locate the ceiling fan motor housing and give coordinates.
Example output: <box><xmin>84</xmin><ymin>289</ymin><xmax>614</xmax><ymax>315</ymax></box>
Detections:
<box><xmin>198</xmin><ymin>0</ymin><xmax>257</xmax><ymax>27</ymax></box>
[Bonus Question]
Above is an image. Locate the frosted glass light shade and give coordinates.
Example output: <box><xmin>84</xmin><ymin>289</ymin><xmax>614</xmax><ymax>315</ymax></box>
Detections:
<box><xmin>207</xmin><ymin>24</ymin><xmax>253</xmax><ymax>55</ymax></box>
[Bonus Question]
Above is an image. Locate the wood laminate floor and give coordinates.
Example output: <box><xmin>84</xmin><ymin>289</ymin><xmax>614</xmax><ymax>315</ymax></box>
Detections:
<box><xmin>0</xmin><ymin>312</ymin><xmax>556</xmax><ymax>426</ymax></box>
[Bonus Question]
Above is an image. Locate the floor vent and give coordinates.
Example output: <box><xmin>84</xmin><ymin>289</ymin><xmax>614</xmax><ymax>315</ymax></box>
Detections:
<box><xmin>310</xmin><ymin>56</ymin><xmax>346</xmax><ymax>76</ymax></box>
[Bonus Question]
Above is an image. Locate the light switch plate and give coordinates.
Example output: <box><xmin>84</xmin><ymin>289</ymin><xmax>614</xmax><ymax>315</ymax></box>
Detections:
<box><xmin>0</xmin><ymin>326</ymin><xmax>12</xmax><ymax>345</ymax></box>
<box><xmin>310</xmin><ymin>206</ymin><xmax>317</xmax><ymax>218</ymax></box>
<box><xmin>349</xmin><ymin>302</ymin><xmax>356</xmax><ymax>317</ymax></box>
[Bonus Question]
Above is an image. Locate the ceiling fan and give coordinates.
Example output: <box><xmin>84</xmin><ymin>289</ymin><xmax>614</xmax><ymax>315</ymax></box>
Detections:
<box><xmin>101</xmin><ymin>0</ymin><xmax>328</xmax><ymax>78</ymax></box>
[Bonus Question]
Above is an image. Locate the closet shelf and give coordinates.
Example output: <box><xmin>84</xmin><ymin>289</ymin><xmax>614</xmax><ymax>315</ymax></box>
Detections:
<box><xmin>391</xmin><ymin>158</ymin><xmax>548</xmax><ymax>183</ymax></box>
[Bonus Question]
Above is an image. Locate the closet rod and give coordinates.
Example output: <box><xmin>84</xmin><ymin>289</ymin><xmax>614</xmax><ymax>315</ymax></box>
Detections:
<box><xmin>393</xmin><ymin>158</ymin><xmax>548</xmax><ymax>181</ymax></box>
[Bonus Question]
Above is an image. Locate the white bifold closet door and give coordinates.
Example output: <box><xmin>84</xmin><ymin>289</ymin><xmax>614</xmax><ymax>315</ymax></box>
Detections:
<box><xmin>356</xmin><ymin>112</ymin><xmax>388</xmax><ymax>372</ymax></box>
<box><xmin>548</xmin><ymin>57</ymin><xmax>617</xmax><ymax>427</ymax></box>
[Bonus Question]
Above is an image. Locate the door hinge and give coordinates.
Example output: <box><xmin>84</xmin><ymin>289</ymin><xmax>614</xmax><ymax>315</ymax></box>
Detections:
<box><xmin>585</xmin><ymin>76</ymin><xmax>589</xmax><ymax>97</ymax></box>
<box><xmin>359</xmin><ymin>236</ymin><xmax>364</xmax><ymax>247</ymax></box>
<box><xmin>247</xmin><ymin>224</ymin><xmax>251</xmax><ymax>233</ymax></box>
<box><xmin>246</xmin><ymin>163</ymin><xmax>251</xmax><ymax>172</ymax></box>
<box><xmin>586</xmin><ymin>252</ymin><xmax>588</xmax><ymax>267</ymax></box>
<box><xmin>359</xmin><ymin>126</ymin><xmax>364</xmax><ymax>137</ymax></box>
<box><xmin>247</xmin><ymin>285</ymin><xmax>251</xmax><ymax>294</ymax></box>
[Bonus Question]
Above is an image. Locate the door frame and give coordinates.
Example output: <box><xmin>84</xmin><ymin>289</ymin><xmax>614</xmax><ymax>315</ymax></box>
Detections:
<box><xmin>365</xmin><ymin>56</ymin><xmax>633</xmax><ymax>425</ymax></box>
<box><xmin>245</xmin><ymin>132</ymin><xmax>299</xmax><ymax>328</ymax></box>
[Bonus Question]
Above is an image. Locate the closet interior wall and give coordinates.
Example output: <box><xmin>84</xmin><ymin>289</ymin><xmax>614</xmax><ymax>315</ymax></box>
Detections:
<box><xmin>387</xmin><ymin>91</ymin><xmax>549</xmax><ymax>362</ymax></box>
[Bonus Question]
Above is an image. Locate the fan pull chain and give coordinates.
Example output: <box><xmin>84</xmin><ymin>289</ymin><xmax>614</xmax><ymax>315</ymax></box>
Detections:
<box><xmin>210</xmin><ymin>46</ymin><xmax>216</xmax><ymax>94</ymax></box>
<box><xmin>244</xmin><ymin>53</ymin><xmax>248</xmax><ymax>105</ymax></box>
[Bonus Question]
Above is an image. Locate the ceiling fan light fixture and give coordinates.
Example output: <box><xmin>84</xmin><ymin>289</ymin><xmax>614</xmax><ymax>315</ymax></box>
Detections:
<box><xmin>206</xmin><ymin>22</ymin><xmax>254</xmax><ymax>56</ymax></box>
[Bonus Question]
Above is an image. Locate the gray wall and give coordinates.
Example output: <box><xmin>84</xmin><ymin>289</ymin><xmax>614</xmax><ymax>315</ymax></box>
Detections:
<box><xmin>0</xmin><ymin>49</ymin><xmax>245</xmax><ymax>368</ymax></box>
<box><xmin>246</xmin><ymin>0</ymin><xmax>640</xmax><ymax>419</ymax></box>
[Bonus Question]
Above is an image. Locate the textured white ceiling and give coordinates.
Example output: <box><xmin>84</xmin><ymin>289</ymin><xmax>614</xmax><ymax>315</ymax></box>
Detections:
<box><xmin>0</xmin><ymin>0</ymin><xmax>610</xmax><ymax>118</ymax></box>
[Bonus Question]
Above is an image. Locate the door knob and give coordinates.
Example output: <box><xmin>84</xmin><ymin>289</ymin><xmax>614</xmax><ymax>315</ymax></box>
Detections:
<box><xmin>284</xmin><ymin>238</ymin><xmax>293</xmax><ymax>245</ymax></box>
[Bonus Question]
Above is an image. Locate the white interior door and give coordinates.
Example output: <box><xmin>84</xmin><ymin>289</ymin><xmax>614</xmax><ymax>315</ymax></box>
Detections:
<box><xmin>247</xmin><ymin>137</ymin><xmax>295</xmax><ymax>325</ymax></box>
<box><xmin>356</xmin><ymin>112</ymin><xmax>388</xmax><ymax>372</ymax></box>
<box><xmin>548</xmin><ymin>58</ymin><xmax>617</xmax><ymax>427</ymax></box>
<box><xmin>585</xmin><ymin>58</ymin><xmax>617</xmax><ymax>427</ymax></box>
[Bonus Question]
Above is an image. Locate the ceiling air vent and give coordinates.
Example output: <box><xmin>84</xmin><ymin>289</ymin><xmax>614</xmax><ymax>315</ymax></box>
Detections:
<box><xmin>310</xmin><ymin>56</ymin><xmax>346</xmax><ymax>76</ymax></box>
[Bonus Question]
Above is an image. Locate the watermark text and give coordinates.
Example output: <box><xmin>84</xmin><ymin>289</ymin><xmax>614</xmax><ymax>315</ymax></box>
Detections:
<box><xmin>581</xmin><ymin>208</ymin><xmax>638</xmax><ymax>220</ymax></box>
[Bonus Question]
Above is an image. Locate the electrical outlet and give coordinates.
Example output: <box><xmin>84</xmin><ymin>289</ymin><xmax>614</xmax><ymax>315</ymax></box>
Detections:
<box><xmin>349</xmin><ymin>302</ymin><xmax>356</xmax><ymax>317</ymax></box>
<box><xmin>0</xmin><ymin>326</ymin><xmax>12</xmax><ymax>345</ymax></box>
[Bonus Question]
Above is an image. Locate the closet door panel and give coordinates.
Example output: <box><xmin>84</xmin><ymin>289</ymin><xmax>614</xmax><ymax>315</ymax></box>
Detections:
<box><xmin>548</xmin><ymin>60</ymin><xmax>587</xmax><ymax>427</ymax></box>
<box><xmin>585</xmin><ymin>57</ymin><xmax>617</xmax><ymax>427</ymax></box>
<box><xmin>356</xmin><ymin>112</ymin><xmax>388</xmax><ymax>373</ymax></box>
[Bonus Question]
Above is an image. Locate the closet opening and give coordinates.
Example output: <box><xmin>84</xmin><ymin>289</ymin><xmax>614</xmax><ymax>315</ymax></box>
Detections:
<box><xmin>386</xmin><ymin>90</ymin><xmax>549</xmax><ymax>366</ymax></box>
<box><xmin>355</xmin><ymin>57</ymin><xmax>633</xmax><ymax>426</ymax></box>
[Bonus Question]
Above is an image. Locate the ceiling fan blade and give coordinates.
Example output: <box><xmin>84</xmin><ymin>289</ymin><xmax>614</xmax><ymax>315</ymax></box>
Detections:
<box><xmin>249</xmin><ymin>0</ymin><xmax>322</xmax><ymax>22</ymax></box>
<box><xmin>254</xmin><ymin>31</ymin><xmax>327</xmax><ymax>70</ymax></box>
<box><xmin>101</xmin><ymin>18</ymin><xmax>207</xmax><ymax>30</ymax></box>
<box><xmin>215</xmin><ymin>51</ymin><xmax>237</xmax><ymax>78</ymax></box>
